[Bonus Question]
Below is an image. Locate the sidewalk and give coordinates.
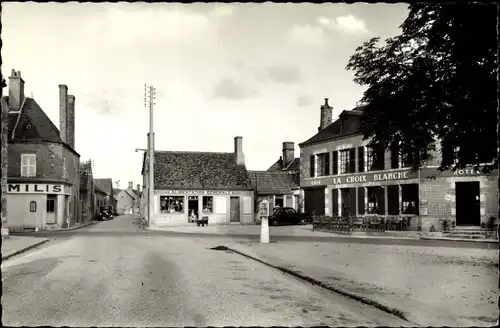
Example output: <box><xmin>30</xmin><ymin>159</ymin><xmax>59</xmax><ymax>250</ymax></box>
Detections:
<box><xmin>1</xmin><ymin>236</ymin><xmax>49</xmax><ymax>260</ymax></box>
<box><xmin>225</xmin><ymin>241</ymin><xmax>498</xmax><ymax>327</ymax></box>
<box><xmin>47</xmin><ymin>220</ymin><xmax>96</xmax><ymax>232</ymax></box>
<box><xmin>148</xmin><ymin>224</ymin><xmax>499</xmax><ymax>243</ymax></box>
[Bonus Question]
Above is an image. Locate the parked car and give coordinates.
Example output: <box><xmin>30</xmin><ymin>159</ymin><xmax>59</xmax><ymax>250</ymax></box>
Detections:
<box><xmin>267</xmin><ymin>207</ymin><xmax>312</xmax><ymax>226</ymax></box>
<box><xmin>98</xmin><ymin>206</ymin><xmax>114</xmax><ymax>221</ymax></box>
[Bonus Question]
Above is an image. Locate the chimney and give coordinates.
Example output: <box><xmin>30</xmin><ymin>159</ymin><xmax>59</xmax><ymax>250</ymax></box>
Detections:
<box><xmin>8</xmin><ymin>69</ymin><xmax>25</xmax><ymax>111</ymax></box>
<box><xmin>319</xmin><ymin>98</ymin><xmax>333</xmax><ymax>131</ymax></box>
<box><xmin>282</xmin><ymin>142</ymin><xmax>295</xmax><ymax>170</ymax></box>
<box><xmin>234</xmin><ymin>136</ymin><xmax>245</xmax><ymax>165</ymax></box>
<box><xmin>128</xmin><ymin>181</ymin><xmax>133</xmax><ymax>189</ymax></box>
<box><xmin>59</xmin><ymin>84</ymin><xmax>68</xmax><ymax>143</ymax></box>
<box><xmin>137</xmin><ymin>184</ymin><xmax>141</xmax><ymax>192</ymax></box>
<box><xmin>67</xmin><ymin>95</ymin><xmax>75</xmax><ymax>149</ymax></box>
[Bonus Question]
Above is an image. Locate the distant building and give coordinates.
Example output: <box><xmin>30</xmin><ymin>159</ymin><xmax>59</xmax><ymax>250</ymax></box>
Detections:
<box><xmin>4</xmin><ymin>69</ymin><xmax>80</xmax><ymax>231</ymax></box>
<box><xmin>80</xmin><ymin>160</ymin><xmax>96</xmax><ymax>222</ymax></box>
<box><xmin>299</xmin><ymin>98</ymin><xmax>498</xmax><ymax>231</ymax></box>
<box><xmin>142</xmin><ymin>136</ymin><xmax>254</xmax><ymax>226</ymax></box>
<box><xmin>249</xmin><ymin>142</ymin><xmax>301</xmax><ymax>217</ymax></box>
<box><xmin>115</xmin><ymin>182</ymin><xmax>141</xmax><ymax>214</ymax></box>
<box><xmin>94</xmin><ymin>178</ymin><xmax>115</xmax><ymax>213</ymax></box>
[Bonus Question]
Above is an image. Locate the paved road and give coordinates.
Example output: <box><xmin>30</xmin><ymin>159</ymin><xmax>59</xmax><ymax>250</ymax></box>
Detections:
<box><xmin>2</xmin><ymin>215</ymin><xmax>409</xmax><ymax>327</ymax></box>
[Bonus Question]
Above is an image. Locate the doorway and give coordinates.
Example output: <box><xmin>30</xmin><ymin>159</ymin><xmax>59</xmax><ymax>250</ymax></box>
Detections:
<box><xmin>46</xmin><ymin>195</ymin><xmax>57</xmax><ymax>224</ymax></box>
<box><xmin>274</xmin><ymin>196</ymin><xmax>284</xmax><ymax>208</ymax></box>
<box><xmin>230</xmin><ymin>196</ymin><xmax>240</xmax><ymax>223</ymax></box>
<box><xmin>455</xmin><ymin>181</ymin><xmax>480</xmax><ymax>226</ymax></box>
<box><xmin>188</xmin><ymin>196</ymin><xmax>199</xmax><ymax>222</ymax></box>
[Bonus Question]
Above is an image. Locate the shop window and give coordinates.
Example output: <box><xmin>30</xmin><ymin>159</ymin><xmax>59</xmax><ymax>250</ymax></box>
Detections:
<box><xmin>317</xmin><ymin>153</ymin><xmax>330</xmax><ymax>176</ymax></box>
<box><xmin>160</xmin><ymin>196</ymin><xmax>184</xmax><ymax>214</ymax></box>
<box><xmin>367</xmin><ymin>187</ymin><xmax>384</xmax><ymax>214</ymax></box>
<box><xmin>46</xmin><ymin>198</ymin><xmax>56</xmax><ymax>213</ymax></box>
<box><xmin>21</xmin><ymin>153</ymin><xmax>36</xmax><ymax>177</ymax></box>
<box><xmin>202</xmin><ymin>196</ymin><xmax>213</xmax><ymax>213</ymax></box>
<box><xmin>402</xmin><ymin>184</ymin><xmax>419</xmax><ymax>215</ymax></box>
<box><xmin>339</xmin><ymin>149</ymin><xmax>355</xmax><ymax>174</ymax></box>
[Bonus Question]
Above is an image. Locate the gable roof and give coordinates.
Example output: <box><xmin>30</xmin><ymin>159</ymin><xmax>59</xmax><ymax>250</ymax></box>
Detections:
<box><xmin>299</xmin><ymin>105</ymin><xmax>366</xmax><ymax>147</ymax></box>
<box><xmin>94</xmin><ymin>178</ymin><xmax>113</xmax><ymax>196</ymax></box>
<box><xmin>113</xmin><ymin>188</ymin><xmax>122</xmax><ymax>196</ymax></box>
<box><xmin>267</xmin><ymin>157</ymin><xmax>301</xmax><ymax>173</ymax></box>
<box><xmin>123</xmin><ymin>189</ymin><xmax>136</xmax><ymax>200</ymax></box>
<box><xmin>154</xmin><ymin>150</ymin><xmax>253</xmax><ymax>190</ymax></box>
<box><xmin>5</xmin><ymin>96</ymin><xmax>63</xmax><ymax>144</ymax></box>
<box><xmin>248</xmin><ymin>171</ymin><xmax>298</xmax><ymax>195</ymax></box>
<box><xmin>94</xmin><ymin>183</ymin><xmax>107</xmax><ymax>195</ymax></box>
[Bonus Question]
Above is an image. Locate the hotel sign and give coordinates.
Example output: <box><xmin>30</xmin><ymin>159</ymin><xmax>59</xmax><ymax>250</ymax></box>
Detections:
<box><xmin>156</xmin><ymin>189</ymin><xmax>253</xmax><ymax>196</ymax></box>
<box><xmin>7</xmin><ymin>183</ymin><xmax>68</xmax><ymax>194</ymax></box>
<box><xmin>302</xmin><ymin>169</ymin><xmax>415</xmax><ymax>187</ymax></box>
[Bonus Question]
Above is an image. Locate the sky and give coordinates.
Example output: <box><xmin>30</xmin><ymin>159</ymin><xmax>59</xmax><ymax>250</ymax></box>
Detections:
<box><xmin>2</xmin><ymin>2</ymin><xmax>409</xmax><ymax>190</ymax></box>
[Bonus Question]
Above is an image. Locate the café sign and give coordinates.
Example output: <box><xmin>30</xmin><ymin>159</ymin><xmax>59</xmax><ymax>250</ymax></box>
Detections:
<box><xmin>302</xmin><ymin>169</ymin><xmax>415</xmax><ymax>187</ymax></box>
<box><xmin>7</xmin><ymin>183</ymin><xmax>66</xmax><ymax>194</ymax></box>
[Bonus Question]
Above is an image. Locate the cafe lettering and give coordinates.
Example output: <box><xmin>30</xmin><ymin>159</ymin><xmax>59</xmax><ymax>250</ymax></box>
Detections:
<box><xmin>7</xmin><ymin>184</ymin><xmax>64</xmax><ymax>194</ymax></box>
<box><xmin>332</xmin><ymin>170</ymin><xmax>411</xmax><ymax>185</ymax></box>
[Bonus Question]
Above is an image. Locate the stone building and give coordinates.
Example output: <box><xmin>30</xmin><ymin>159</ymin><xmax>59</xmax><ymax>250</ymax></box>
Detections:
<box><xmin>4</xmin><ymin>70</ymin><xmax>81</xmax><ymax>231</ymax></box>
<box><xmin>142</xmin><ymin>136</ymin><xmax>254</xmax><ymax>226</ymax></box>
<box><xmin>299</xmin><ymin>98</ymin><xmax>498</xmax><ymax>232</ymax></box>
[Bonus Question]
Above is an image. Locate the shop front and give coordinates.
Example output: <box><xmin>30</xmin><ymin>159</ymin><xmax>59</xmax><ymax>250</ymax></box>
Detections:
<box><xmin>301</xmin><ymin>166</ymin><xmax>498</xmax><ymax>231</ymax></box>
<box><xmin>152</xmin><ymin>189</ymin><xmax>254</xmax><ymax>227</ymax></box>
<box><xmin>6</xmin><ymin>182</ymin><xmax>73</xmax><ymax>231</ymax></box>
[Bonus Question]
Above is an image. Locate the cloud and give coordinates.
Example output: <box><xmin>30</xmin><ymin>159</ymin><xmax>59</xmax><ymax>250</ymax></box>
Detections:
<box><xmin>263</xmin><ymin>65</ymin><xmax>302</xmax><ymax>84</ymax></box>
<box><xmin>296</xmin><ymin>94</ymin><xmax>314</xmax><ymax>107</ymax></box>
<box><xmin>318</xmin><ymin>14</ymin><xmax>369</xmax><ymax>35</ymax></box>
<box><xmin>212</xmin><ymin>78</ymin><xmax>257</xmax><ymax>100</ymax></box>
<box><xmin>289</xmin><ymin>24</ymin><xmax>326</xmax><ymax>47</ymax></box>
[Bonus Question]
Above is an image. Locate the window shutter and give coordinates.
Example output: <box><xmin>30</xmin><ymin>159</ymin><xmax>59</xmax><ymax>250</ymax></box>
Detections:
<box><xmin>357</xmin><ymin>187</ymin><xmax>365</xmax><ymax>215</ymax></box>
<box><xmin>332</xmin><ymin>151</ymin><xmax>338</xmax><ymax>175</ymax></box>
<box><xmin>349</xmin><ymin>148</ymin><xmax>356</xmax><ymax>173</ymax></box>
<box><xmin>331</xmin><ymin>188</ymin><xmax>339</xmax><ymax>217</ymax></box>
<box><xmin>348</xmin><ymin>188</ymin><xmax>357</xmax><ymax>217</ymax></box>
<box><xmin>377</xmin><ymin>186</ymin><xmax>385</xmax><ymax>215</ymax></box>
<box><xmin>358</xmin><ymin>147</ymin><xmax>365</xmax><ymax>173</ymax></box>
<box><xmin>376</xmin><ymin>146</ymin><xmax>385</xmax><ymax>170</ymax></box>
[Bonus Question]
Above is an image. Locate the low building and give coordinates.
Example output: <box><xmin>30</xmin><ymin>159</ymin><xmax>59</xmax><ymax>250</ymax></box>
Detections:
<box><xmin>94</xmin><ymin>183</ymin><xmax>108</xmax><ymax>209</ymax></box>
<box><xmin>299</xmin><ymin>98</ymin><xmax>498</xmax><ymax>231</ymax></box>
<box><xmin>4</xmin><ymin>70</ymin><xmax>81</xmax><ymax>231</ymax></box>
<box><xmin>115</xmin><ymin>182</ymin><xmax>141</xmax><ymax>214</ymax></box>
<box><xmin>249</xmin><ymin>142</ymin><xmax>301</xmax><ymax>216</ymax></box>
<box><xmin>94</xmin><ymin>178</ymin><xmax>115</xmax><ymax>214</ymax></box>
<box><xmin>142</xmin><ymin>136</ymin><xmax>255</xmax><ymax>226</ymax></box>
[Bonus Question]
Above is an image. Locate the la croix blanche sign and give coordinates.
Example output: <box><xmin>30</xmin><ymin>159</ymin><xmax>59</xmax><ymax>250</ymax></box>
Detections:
<box><xmin>7</xmin><ymin>183</ymin><xmax>66</xmax><ymax>194</ymax></box>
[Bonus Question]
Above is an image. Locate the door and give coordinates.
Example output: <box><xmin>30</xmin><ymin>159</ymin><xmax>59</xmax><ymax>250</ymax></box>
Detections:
<box><xmin>230</xmin><ymin>197</ymin><xmax>240</xmax><ymax>223</ymax></box>
<box><xmin>46</xmin><ymin>195</ymin><xmax>57</xmax><ymax>225</ymax></box>
<box><xmin>455</xmin><ymin>181</ymin><xmax>481</xmax><ymax>226</ymax></box>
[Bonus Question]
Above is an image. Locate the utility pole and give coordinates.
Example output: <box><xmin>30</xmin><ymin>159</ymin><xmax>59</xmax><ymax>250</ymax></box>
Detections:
<box><xmin>1</xmin><ymin>83</ymin><xmax>9</xmax><ymax>239</ymax></box>
<box><xmin>144</xmin><ymin>84</ymin><xmax>156</xmax><ymax>227</ymax></box>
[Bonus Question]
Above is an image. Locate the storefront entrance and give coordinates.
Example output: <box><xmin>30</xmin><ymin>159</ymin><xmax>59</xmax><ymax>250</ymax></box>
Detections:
<box><xmin>188</xmin><ymin>196</ymin><xmax>199</xmax><ymax>222</ymax></box>
<box><xmin>304</xmin><ymin>188</ymin><xmax>325</xmax><ymax>216</ymax></box>
<box><xmin>46</xmin><ymin>195</ymin><xmax>57</xmax><ymax>224</ymax></box>
<box><xmin>230</xmin><ymin>196</ymin><xmax>240</xmax><ymax>222</ymax></box>
<box><xmin>455</xmin><ymin>181</ymin><xmax>480</xmax><ymax>226</ymax></box>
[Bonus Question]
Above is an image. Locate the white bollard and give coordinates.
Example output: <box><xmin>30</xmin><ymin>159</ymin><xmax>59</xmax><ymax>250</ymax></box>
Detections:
<box><xmin>260</xmin><ymin>216</ymin><xmax>269</xmax><ymax>243</ymax></box>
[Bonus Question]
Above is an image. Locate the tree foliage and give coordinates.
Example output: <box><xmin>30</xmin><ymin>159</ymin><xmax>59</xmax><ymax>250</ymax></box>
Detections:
<box><xmin>346</xmin><ymin>3</ymin><xmax>497</xmax><ymax>173</ymax></box>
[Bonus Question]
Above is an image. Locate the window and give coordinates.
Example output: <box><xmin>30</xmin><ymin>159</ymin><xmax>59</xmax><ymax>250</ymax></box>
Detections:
<box><xmin>160</xmin><ymin>196</ymin><xmax>184</xmax><ymax>214</ymax></box>
<box><xmin>202</xmin><ymin>196</ymin><xmax>213</xmax><ymax>213</ymax></box>
<box><xmin>402</xmin><ymin>184</ymin><xmax>419</xmax><ymax>215</ymax></box>
<box><xmin>46</xmin><ymin>198</ymin><xmax>56</xmax><ymax>213</ymax></box>
<box><xmin>309</xmin><ymin>155</ymin><xmax>315</xmax><ymax>177</ymax></box>
<box><xmin>367</xmin><ymin>187</ymin><xmax>385</xmax><ymax>215</ymax></box>
<box><xmin>21</xmin><ymin>154</ymin><xmax>36</xmax><ymax>177</ymax></box>
<box><xmin>63</xmin><ymin>157</ymin><xmax>67</xmax><ymax>179</ymax></box>
<box><xmin>317</xmin><ymin>153</ymin><xmax>330</xmax><ymax>176</ymax></box>
<box><xmin>339</xmin><ymin>149</ymin><xmax>355</xmax><ymax>174</ymax></box>
<box><xmin>366</xmin><ymin>147</ymin><xmax>375</xmax><ymax>171</ymax></box>
<box><xmin>367</xmin><ymin>146</ymin><xmax>384</xmax><ymax>171</ymax></box>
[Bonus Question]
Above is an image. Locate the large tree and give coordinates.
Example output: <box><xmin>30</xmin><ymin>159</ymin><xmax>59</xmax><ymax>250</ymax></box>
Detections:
<box><xmin>346</xmin><ymin>3</ymin><xmax>497</xmax><ymax>173</ymax></box>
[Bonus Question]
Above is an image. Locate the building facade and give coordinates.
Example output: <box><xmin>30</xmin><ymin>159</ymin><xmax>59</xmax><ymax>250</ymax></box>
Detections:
<box><xmin>115</xmin><ymin>182</ymin><xmax>141</xmax><ymax>214</ymax></box>
<box><xmin>142</xmin><ymin>136</ymin><xmax>255</xmax><ymax>226</ymax></box>
<box><xmin>80</xmin><ymin>160</ymin><xmax>96</xmax><ymax>222</ymax></box>
<box><xmin>299</xmin><ymin>98</ymin><xmax>498</xmax><ymax>232</ymax></box>
<box><xmin>94</xmin><ymin>178</ymin><xmax>115</xmax><ymax>214</ymax></box>
<box><xmin>249</xmin><ymin>141</ymin><xmax>302</xmax><ymax>217</ymax></box>
<box><xmin>5</xmin><ymin>70</ymin><xmax>81</xmax><ymax>231</ymax></box>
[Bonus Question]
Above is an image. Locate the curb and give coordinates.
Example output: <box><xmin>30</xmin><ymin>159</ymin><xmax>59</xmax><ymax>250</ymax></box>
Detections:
<box><xmin>2</xmin><ymin>239</ymin><xmax>49</xmax><ymax>261</ymax></box>
<box><xmin>420</xmin><ymin>236</ymin><xmax>499</xmax><ymax>243</ymax></box>
<box><xmin>50</xmin><ymin>221</ymin><xmax>96</xmax><ymax>232</ymax></box>
<box><xmin>223</xmin><ymin>245</ymin><xmax>413</xmax><ymax>325</ymax></box>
